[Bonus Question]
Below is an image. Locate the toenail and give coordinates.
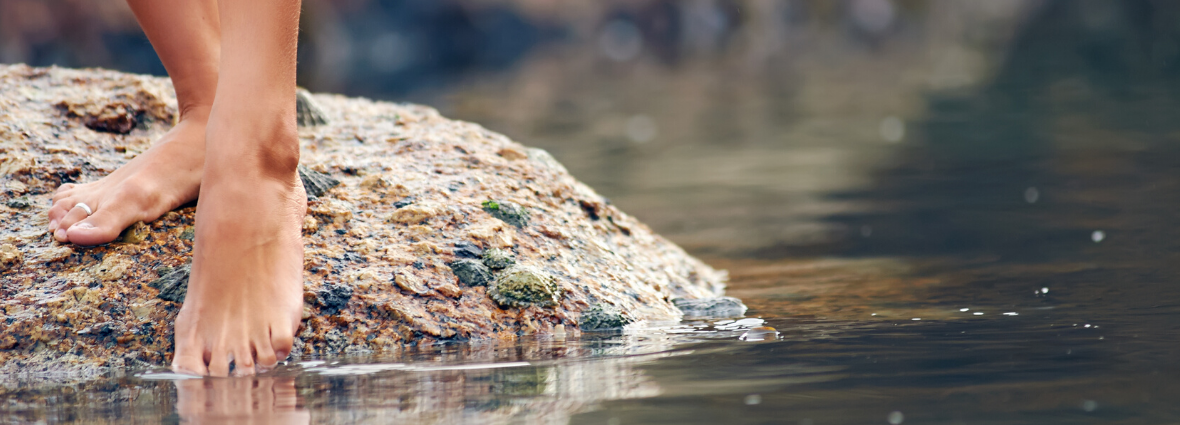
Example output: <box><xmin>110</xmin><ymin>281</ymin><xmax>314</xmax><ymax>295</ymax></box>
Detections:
<box><xmin>72</xmin><ymin>222</ymin><xmax>96</xmax><ymax>230</ymax></box>
<box><xmin>54</xmin><ymin>229</ymin><xmax>67</xmax><ymax>241</ymax></box>
<box><xmin>49</xmin><ymin>220</ymin><xmax>58</xmax><ymax>231</ymax></box>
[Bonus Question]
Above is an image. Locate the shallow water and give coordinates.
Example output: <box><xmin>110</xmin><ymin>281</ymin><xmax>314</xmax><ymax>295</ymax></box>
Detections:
<box><xmin>7</xmin><ymin>0</ymin><xmax>1180</xmax><ymax>423</ymax></box>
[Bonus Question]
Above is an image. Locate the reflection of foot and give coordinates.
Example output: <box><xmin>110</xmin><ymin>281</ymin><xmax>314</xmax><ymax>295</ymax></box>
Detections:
<box><xmin>171</xmin><ymin>107</ymin><xmax>306</xmax><ymax>377</ymax></box>
<box><xmin>175</xmin><ymin>376</ymin><xmax>309</xmax><ymax>424</ymax></box>
<box><xmin>47</xmin><ymin>110</ymin><xmax>207</xmax><ymax>246</ymax></box>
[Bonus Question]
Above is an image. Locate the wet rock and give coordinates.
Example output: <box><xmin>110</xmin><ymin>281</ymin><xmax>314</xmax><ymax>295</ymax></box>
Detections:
<box><xmin>389</xmin><ymin>202</ymin><xmax>440</xmax><ymax>224</ymax></box>
<box><xmin>316</xmin><ymin>284</ymin><xmax>354</xmax><ymax>315</ymax></box>
<box><xmin>673</xmin><ymin>297</ymin><xmax>748</xmax><ymax>319</ymax></box>
<box><xmin>77</xmin><ymin>322</ymin><xmax>117</xmax><ymax>337</ymax></box>
<box><xmin>449</xmin><ymin>259</ymin><xmax>492</xmax><ymax>287</ymax></box>
<box><xmin>4</xmin><ymin>196</ymin><xmax>30</xmax><ymax>209</ymax></box>
<box><xmin>394</xmin><ymin>272</ymin><xmax>428</xmax><ymax>295</ymax></box>
<box><xmin>148</xmin><ymin>264</ymin><xmax>190</xmax><ymax>303</ymax></box>
<box><xmin>296</xmin><ymin>88</ymin><xmax>329</xmax><ymax>127</ymax></box>
<box><xmin>0</xmin><ymin>65</ymin><xmax>729</xmax><ymax>373</ymax></box>
<box><xmin>298</xmin><ymin>165</ymin><xmax>340</xmax><ymax>199</ymax></box>
<box><xmin>579</xmin><ymin>303</ymin><xmax>632</xmax><ymax>331</ymax></box>
<box><xmin>482</xmin><ymin>200</ymin><xmax>530</xmax><ymax>228</ymax></box>
<box><xmin>481</xmin><ymin>247</ymin><xmax>516</xmax><ymax>270</ymax></box>
<box><xmin>488</xmin><ymin>266</ymin><xmax>561</xmax><ymax>308</ymax></box>
<box><xmin>92</xmin><ymin>254</ymin><xmax>132</xmax><ymax>281</ymax></box>
<box><xmin>453</xmin><ymin>241</ymin><xmax>484</xmax><ymax>259</ymax></box>
<box><xmin>0</xmin><ymin>244</ymin><xmax>21</xmax><ymax>272</ymax></box>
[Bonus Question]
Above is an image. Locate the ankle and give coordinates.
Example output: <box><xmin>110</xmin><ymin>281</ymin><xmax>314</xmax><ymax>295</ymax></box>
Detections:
<box><xmin>177</xmin><ymin>103</ymin><xmax>213</xmax><ymax>124</ymax></box>
<box><xmin>205</xmin><ymin>118</ymin><xmax>300</xmax><ymax>181</ymax></box>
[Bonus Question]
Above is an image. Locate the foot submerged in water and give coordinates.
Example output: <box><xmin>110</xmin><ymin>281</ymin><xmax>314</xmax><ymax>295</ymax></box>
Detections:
<box><xmin>170</xmin><ymin>106</ymin><xmax>307</xmax><ymax>377</ymax></box>
<box><xmin>47</xmin><ymin>110</ymin><xmax>208</xmax><ymax>246</ymax></box>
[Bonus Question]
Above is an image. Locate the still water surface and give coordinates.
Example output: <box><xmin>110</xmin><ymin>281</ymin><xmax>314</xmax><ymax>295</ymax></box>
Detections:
<box><xmin>6</xmin><ymin>1</ymin><xmax>1180</xmax><ymax>423</ymax></box>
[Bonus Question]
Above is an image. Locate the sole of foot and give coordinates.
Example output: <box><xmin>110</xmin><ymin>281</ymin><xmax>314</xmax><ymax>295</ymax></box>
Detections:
<box><xmin>48</xmin><ymin>115</ymin><xmax>207</xmax><ymax>246</ymax></box>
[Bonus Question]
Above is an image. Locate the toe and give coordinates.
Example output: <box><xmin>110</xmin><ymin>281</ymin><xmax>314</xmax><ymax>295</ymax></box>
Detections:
<box><xmin>47</xmin><ymin>198</ymin><xmax>76</xmax><ymax>232</ymax></box>
<box><xmin>52</xmin><ymin>184</ymin><xmax>77</xmax><ymax>201</ymax></box>
<box><xmin>66</xmin><ymin>206</ymin><xmax>133</xmax><ymax>246</ymax></box>
<box><xmin>232</xmin><ymin>346</ymin><xmax>256</xmax><ymax>377</ymax></box>
<box><xmin>208</xmin><ymin>347</ymin><xmax>231</xmax><ymax>377</ymax></box>
<box><xmin>252</xmin><ymin>336</ymin><xmax>279</xmax><ymax>369</ymax></box>
<box><xmin>53</xmin><ymin>206</ymin><xmax>89</xmax><ymax>242</ymax></box>
<box><xmin>270</xmin><ymin>325</ymin><xmax>295</xmax><ymax>362</ymax></box>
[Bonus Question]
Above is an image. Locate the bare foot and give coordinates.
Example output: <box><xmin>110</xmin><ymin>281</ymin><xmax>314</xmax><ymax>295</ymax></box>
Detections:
<box><xmin>48</xmin><ymin>110</ymin><xmax>208</xmax><ymax>246</ymax></box>
<box><xmin>175</xmin><ymin>376</ymin><xmax>309</xmax><ymax>424</ymax></box>
<box><xmin>171</xmin><ymin>108</ymin><xmax>306</xmax><ymax>377</ymax></box>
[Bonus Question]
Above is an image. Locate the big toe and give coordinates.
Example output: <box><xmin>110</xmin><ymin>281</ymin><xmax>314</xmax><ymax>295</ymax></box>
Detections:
<box><xmin>66</xmin><ymin>209</ymin><xmax>131</xmax><ymax>246</ymax></box>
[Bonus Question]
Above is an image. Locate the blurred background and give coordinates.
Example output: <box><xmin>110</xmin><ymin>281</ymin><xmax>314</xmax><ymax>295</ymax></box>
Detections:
<box><xmin>6</xmin><ymin>0</ymin><xmax>1180</xmax><ymax>280</ymax></box>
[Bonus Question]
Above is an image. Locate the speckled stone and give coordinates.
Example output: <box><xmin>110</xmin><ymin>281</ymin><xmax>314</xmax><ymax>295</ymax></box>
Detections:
<box><xmin>0</xmin><ymin>64</ymin><xmax>728</xmax><ymax>376</ymax></box>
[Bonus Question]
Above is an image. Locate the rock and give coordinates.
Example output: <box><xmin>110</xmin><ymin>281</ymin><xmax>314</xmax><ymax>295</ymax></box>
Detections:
<box><xmin>482</xmin><ymin>200</ymin><xmax>530</xmax><ymax>228</ymax></box>
<box><xmin>315</xmin><ymin>284</ymin><xmax>353</xmax><ymax>315</ymax></box>
<box><xmin>92</xmin><ymin>254</ymin><xmax>132</xmax><ymax>281</ymax></box>
<box><xmin>297</xmin><ymin>165</ymin><xmax>340</xmax><ymax>199</ymax></box>
<box><xmin>488</xmin><ymin>266</ymin><xmax>560</xmax><ymax>308</ymax></box>
<box><xmin>672</xmin><ymin>297</ymin><xmax>748</xmax><ymax>319</ymax></box>
<box><xmin>5</xmin><ymin>196</ymin><xmax>30</xmax><ymax>209</ymax></box>
<box><xmin>0</xmin><ymin>65</ymin><xmax>729</xmax><ymax>375</ymax></box>
<box><xmin>394</xmin><ymin>271</ymin><xmax>428</xmax><ymax>295</ymax></box>
<box><xmin>579</xmin><ymin>303</ymin><xmax>632</xmax><ymax>331</ymax></box>
<box><xmin>148</xmin><ymin>264</ymin><xmax>190</xmax><ymax>303</ymax></box>
<box><xmin>452</xmin><ymin>241</ymin><xmax>483</xmax><ymax>259</ymax></box>
<box><xmin>0</xmin><ymin>244</ymin><xmax>21</xmax><ymax>272</ymax></box>
<box><xmin>449</xmin><ymin>259</ymin><xmax>492</xmax><ymax>287</ymax></box>
<box><xmin>117</xmin><ymin>221</ymin><xmax>149</xmax><ymax>244</ymax></box>
<box><xmin>295</xmin><ymin>88</ymin><xmax>329</xmax><ymax>127</ymax></box>
<box><xmin>481</xmin><ymin>247</ymin><xmax>516</xmax><ymax>270</ymax></box>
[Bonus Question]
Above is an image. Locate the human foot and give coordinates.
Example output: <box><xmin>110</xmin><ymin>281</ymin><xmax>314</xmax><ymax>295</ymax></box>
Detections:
<box><xmin>171</xmin><ymin>111</ymin><xmax>306</xmax><ymax>377</ymax></box>
<box><xmin>48</xmin><ymin>111</ymin><xmax>208</xmax><ymax>246</ymax></box>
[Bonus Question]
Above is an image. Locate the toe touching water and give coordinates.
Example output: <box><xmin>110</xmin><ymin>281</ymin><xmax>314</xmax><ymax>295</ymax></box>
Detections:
<box><xmin>165</xmin><ymin>0</ymin><xmax>306</xmax><ymax>376</ymax></box>
<box><xmin>172</xmin><ymin>106</ymin><xmax>307</xmax><ymax>377</ymax></box>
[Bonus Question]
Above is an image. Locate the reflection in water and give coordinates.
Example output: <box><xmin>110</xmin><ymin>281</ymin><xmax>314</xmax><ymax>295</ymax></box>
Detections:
<box><xmin>173</xmin><ymin>377</ymin><xmax>308</xmax><ymax>424</ymax></box>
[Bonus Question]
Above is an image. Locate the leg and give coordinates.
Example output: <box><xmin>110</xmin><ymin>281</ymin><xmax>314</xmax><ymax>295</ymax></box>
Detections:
<box><xmin>47</xmin><ymin>0</ymin><xmax>220</xmax><ymax>246</ymax></box>
<box><xmin>171</xmin><ymin>0</ymin><xmax>306</xmax><ymax>377</ymax></box>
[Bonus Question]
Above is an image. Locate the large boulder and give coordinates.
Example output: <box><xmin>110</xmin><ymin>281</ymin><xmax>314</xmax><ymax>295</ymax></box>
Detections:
<box><xmin>0</xmin><ymin>64</ymin><xmax>727</xmax><ymax>374</ymax></box>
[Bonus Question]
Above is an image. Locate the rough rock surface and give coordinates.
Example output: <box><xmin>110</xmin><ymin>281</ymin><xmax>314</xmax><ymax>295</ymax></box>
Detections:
<box><xmin>0</xmin><ymin>64</ymin><xmax>727</xmax><ymax>374</ymax></box>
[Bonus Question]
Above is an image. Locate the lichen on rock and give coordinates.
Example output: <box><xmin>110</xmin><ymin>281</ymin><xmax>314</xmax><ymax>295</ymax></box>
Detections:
<box><xmin>449</xmin><ymin>259</ymin><xmax>492</xmax><ymax>287</ymax></box>
<box><xmin>482</xmin><ymin>200</ymin><xmax>530</xmax><ymax>228</ymax></box>
<box><xmin>488</xmin><ymin>266</ymin><xmax>561</xmax><ymax>308</ymax></box>
<box><xmin>579</xmin><ymin>303</ymin><xmax>632</xmax><ymax>331</ymax></box>
<box><xmin>481</xmin><ymin>247</ymin><xmax>516</xmax><ymax>270</ymax></box>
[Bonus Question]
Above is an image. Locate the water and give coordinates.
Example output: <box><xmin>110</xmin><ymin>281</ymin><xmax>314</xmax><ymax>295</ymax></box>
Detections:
<box><xmin>6</xmin><ymin>0</ymin><xmax>1180</xmax><ymax>423</ymax></box>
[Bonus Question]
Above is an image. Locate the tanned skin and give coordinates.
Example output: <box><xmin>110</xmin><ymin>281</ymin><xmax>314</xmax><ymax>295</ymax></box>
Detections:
<box><xmin>46</xmin><ymin>0</ymin><xmax>306</xmax><ymax>377</ymax></box>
